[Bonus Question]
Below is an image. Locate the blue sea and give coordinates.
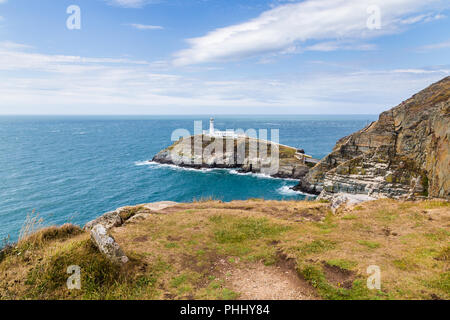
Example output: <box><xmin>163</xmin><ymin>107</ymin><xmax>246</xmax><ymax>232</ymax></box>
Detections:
<box><xmin>0</xmin><ymin>115</ymin><xmax>377</xmax><ymax>242</ymax></box>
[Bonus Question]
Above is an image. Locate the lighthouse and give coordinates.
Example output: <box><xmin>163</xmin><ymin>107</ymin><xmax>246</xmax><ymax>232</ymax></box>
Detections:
<box><xmin>209</xmin><ymin>117</ymin><xmax>215</xmax><ymax>135</ymax></box>
<box><xmin>203</xmin><ymin>117</ymin><xmax>245</xmax><ymax>138</ymax></box>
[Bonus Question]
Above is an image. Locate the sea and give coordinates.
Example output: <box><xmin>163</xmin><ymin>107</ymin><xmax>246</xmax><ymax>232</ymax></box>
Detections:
<box><xmin>0</xmin><ymin>115</ymin><xmax>377</xmax><ymax>242</ymax></box>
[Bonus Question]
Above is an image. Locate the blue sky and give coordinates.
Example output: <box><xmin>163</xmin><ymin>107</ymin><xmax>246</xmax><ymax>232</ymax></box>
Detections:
<box><xmin>0</xmin><ymin>0</ymin><xmax>449</xmax><ymax>114</ymax></box>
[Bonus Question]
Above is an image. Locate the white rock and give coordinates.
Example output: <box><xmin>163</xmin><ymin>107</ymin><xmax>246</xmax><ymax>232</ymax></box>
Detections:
<box><xmin>319</xmin><ymin>192</ymin><xmax>377</xmax><ymax>211</ymax></box>
<box><xmin>90</xmin><ymin>224</ymin><xmax>129</xmax><ymax>264</ymax></box>
<box><xmin>84</xmin><ymin>210</ymin><xmax>122</xmax><ymax>231</ymax></box>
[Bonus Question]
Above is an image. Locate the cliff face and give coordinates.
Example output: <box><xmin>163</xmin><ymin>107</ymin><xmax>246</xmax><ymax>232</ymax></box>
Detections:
<box><xmin>296</xmin><ymin>76</ymin><xmax>450</xmax><ymax>200</ymax></box>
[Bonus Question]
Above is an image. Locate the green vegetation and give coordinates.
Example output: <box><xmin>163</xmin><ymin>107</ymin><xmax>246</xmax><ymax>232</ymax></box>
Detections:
<box><xmin>210</xmin><ymin>216</ymin><xmax>289</xmax><ymax>243</ymax></box>
<box><xmin>297</xmin><ymin>239</ymin><xmax>336</xmax><ymax>256</ymax></box>
<box><xmin>326</xmin><ymin>259</ymin><xmax>357</xmax><ymax>271</ymax></box>
<box><xmin>299</xmin><ymin>264</ymin><xmax>386</xmax><ymax>300</ymax></box>
<box><xmin>357</xmin><ymin>240</ymin><xmax>381</xmax><ymax>249</ymax></box>
<box><xmin>1</xmin><ymin>198</ymin><xmax>448</xmax><ymax>300</ymax></box>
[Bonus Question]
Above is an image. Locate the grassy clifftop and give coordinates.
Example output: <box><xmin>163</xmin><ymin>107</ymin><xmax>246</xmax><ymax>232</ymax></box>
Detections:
<box><xmin>1</xmin><ymin>199</ymin><xmax>449</xmax><ymax>300</ymax></box>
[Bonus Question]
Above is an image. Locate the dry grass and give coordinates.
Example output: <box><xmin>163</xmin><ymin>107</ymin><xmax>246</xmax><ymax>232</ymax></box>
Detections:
<box><xmin>19</xmin><ymin>211</ymin><xmax>44</xmax><ymax>243</ymax></box>
<box><xmin>18</xmin><ymin>224</ymin><xmax>83</xmax><ymax>249</ymax></box>
<box><xmin>0</xmin><ymin>199</ymin><xmax>448</xmax><ymax>300</ymax></box>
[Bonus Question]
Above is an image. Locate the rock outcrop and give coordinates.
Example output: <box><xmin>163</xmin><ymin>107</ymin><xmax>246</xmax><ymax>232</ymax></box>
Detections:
<box><xmin>295</xmin><ymin>76</ymin><xmax>450</xmax><ymax>200</ymax></box>
<box><xmin>84</xmin><ymin>202</ymin><xmax>178</xmax><ymax>231</ymax></box>
<box><xmin>90</xmin><ymin>224</ymin><xmax>129</xmax><ymax>264</ymax></box>
<box><xmin>85</xmin><ymin>202</ymin><xmax>178</xmax><ymax>264</ymax></box>
<box><xmin>153</xmin><ymin>135</ymin><xmax>316</xmax><ymax>180</ymax></box>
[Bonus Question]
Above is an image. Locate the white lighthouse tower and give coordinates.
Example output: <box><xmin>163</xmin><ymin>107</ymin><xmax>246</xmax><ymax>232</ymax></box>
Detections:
<box><xmin>209</xmin><ymin>117</ymin><xmax>215</xmax><ymax>135</ymax></box>
<box><xmin>203</xmin><ymin>117</ymin><xmax>245</xmax><ymax>138</ymax></box>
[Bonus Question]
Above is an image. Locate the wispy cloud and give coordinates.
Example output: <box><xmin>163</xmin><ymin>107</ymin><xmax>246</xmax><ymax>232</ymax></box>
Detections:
<box><xmin>0</xmin><ymin>41</ymin><xmax>448</xmax><ymax>114</ymax></box>
<box><xmin>173</xmin><ymin>0</ymin><xmax>449</xmax><ymax>66</ymax></box>
<box><xmin>305</xmin><ymin>41</ymin><xmax>377</xmax><ymax>52</ymax></box>
<box><xmin>417</xmin><ymin>40</ymin><xmax>450</xmax><ymax>51</ymax></box>
<box><xmin>391</xmin><ymin>68</ymin><xmax>450</xmax><ymax>74</ymax></box>
<box><xmin>107</xmin><ymin>0</ymin><xmax>161</xmax><ymax>8</ymax></box>
<box><xmin>401</xmin><ymin>12</ymin><xmax>446</xmax><ymax>24</ymax></box>
<box><xmin>128</xmin><ymin>23</ymin><xmax>164</xmax><ymax>30</ymax></box>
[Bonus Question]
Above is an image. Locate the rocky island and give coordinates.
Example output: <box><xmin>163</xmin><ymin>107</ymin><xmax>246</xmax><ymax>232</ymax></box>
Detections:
<box><xmin>152</xmin><ymin>134</ymin><xmax>319</xmax><ymax>180</ymax></box>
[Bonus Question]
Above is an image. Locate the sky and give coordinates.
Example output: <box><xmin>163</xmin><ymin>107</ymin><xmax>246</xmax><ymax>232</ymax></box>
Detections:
<box><xmin>0</xmin><ymin>0</ymin><xmax>449</xmax><ymax>115</ymax></box>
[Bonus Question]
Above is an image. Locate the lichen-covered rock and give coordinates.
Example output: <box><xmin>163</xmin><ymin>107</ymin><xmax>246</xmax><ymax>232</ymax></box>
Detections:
<box><xmin>84</xmin><ymin>202</ymin><xmax>178</xmax><ymax>231</ymax></box>
<box><xmin>90</xmin><ymin>224</ymin><xmax>129</xmax><ymax>264</ymax></box>
<box><xmin>296</xmin><ymin>76</ymin><xmax>450</xmax><ymax>200</ymax></box>
<box><xmin>125</xmin><ymin>202</ymin><xmax>178</xmax><ymax>224</ymax></box>
<box><xmin>142</xmin><ymin>201</ymin><xmax>178</xmax><ymax>211</ymax></box>
<box><xmin>85</xmin><ymin>202</ymin><xmax>178</xmax><ymax>263</ymax></box>
<box><xmin>84</xmin><ymin>210</ymin><xmax>122</xmax><ymax>231</ymax></box>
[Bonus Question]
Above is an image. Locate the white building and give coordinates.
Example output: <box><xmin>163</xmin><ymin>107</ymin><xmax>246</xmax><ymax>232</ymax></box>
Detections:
<box><xmin>203</xmin><ymin>118</ymin><xmax>246</xmax><ymax>138</ymax></box>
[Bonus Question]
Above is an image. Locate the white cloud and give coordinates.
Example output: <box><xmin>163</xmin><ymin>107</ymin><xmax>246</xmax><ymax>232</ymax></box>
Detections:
<box><xmin>0</xmin><ymin>42</ymin><xmax>150</xmax><ymax>73</ymax></box>
<box><xmin>107</xmin><ymin>0</ymin><xmax>160</xmax><ymax>8</ymax></box>
<box><xmin>391</xmin><ymin>68</ymin><xmax>450</xmax><ymax>74</ymax></box>
<box><xmin>305</xmin><ymin>41</ymin><xmax>377</xmax><ymax>52</ymax></box>
<box><xmin>0</xmin><ymin>41</ymin><xmax>448</xmax><ymax>114</ymax></box>
<box><xmin>401</xmin><ymin>12</ymin><xmax>446</xmax><ymax>24</ymax></box>
<box><xmin>173</xmin><ymin>0</ymin><xmax>448</xmax><ymax>66</ymax></box>
<box><xmin>417</xmin><ymin>40</ymin><xmax>450</xmax><ymax>51</ymax></box>
<box><xmin>128</xmin><ymin>23</ymin><xmax>163</xmax><ymax>30</ymax></box>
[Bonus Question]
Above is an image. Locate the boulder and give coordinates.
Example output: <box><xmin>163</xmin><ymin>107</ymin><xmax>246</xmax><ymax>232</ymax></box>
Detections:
<box><xmin>84</xmin><ymin>210</ymin><xmax>122</xmax><ymax>231</ymax></box>
<box><xmin>90</xmin><ymin>224</ymin><xmax>129</xmax><ymax>264</ymax></box>
<box><xmin>84</xmin><ymin>202</ymin><xmax>179</xmax><ymax>230</ymax></box>
<box><xmin>142</xmin><ymin>201</ymin><xmax>178</xmax><ymax>211</ymax></box>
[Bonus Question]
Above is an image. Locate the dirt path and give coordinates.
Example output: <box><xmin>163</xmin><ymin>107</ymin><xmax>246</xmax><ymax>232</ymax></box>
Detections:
<box><xmin>222</xmin><ymin>262</ymin><xmax>317</xmax><ymax>300</ymax></box>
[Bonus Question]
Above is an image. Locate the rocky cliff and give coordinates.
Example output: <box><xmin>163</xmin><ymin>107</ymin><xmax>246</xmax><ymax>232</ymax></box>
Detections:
<box><xmin>152</xmin><ymin>135</ymin><xmax>316</xmax><ymax>180</ymax></box>
<box><xmin>295</xmin><ymin>76</ymin><xmax>450</xmax><ymax>200</ymax></box>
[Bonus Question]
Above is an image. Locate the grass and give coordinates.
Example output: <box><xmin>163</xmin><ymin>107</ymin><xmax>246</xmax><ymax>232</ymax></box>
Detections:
<box><xmin>299</xmin><ymin>264</ymin><xmax>385</xmax><ymax>300</ymax></box>
<box><xmin>19</xmin><ymin>210</ymin><xmax>44</xmax><ymax>242</ymax></box>
<box><xmin>342</xmin><ymin>214</ymin><xmax>358</xmax><ymax>220</ymax></box>
<box><xmin>209</xmin><ymin>215</ymin><xmax>289</xmax><ymax>243</ymax></box>
<box><xmin>422</xmin><ymin>200</ymin><xmax>450</xmax><ymax>209</ymax></box>
<box><xmin>326</xmin><ymin>259</ymin><xmax>358</xmax><ymax>271</ymax></box>
<box><xmin>425</xmin><ymin>272</ymin><xmax>450</xmax><ymax>295</ymax></box>
<box><xmin>18</xmin><ymin>224</ymin><xmax>83</xmax><ymax>250</ymax></box>
<box><xmin>436</xmin><ymin>247</ymin><xmax>450</xmax><ymax>261</ymax></box>
<box><xmin>297</xmin><ymin>239</ymin><xmax>336</xmax><ymax>256</ymax></box>
<box><xmin>357</xmin><ymin>240</ymin><xmax>381</xmax><ymax>249</ymax></box>
<box><xmin>1</xmin><ymin>198</ymin><xmax>448</xmax><ymax>300</ymax></box>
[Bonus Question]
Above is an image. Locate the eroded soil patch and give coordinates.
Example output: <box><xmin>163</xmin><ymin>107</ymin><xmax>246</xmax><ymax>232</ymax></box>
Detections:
<box><xmin>222</xmin><ymin>261</ymin><xmax>317</xmax><ymax>300</ymax></box>
<box><xmin>322</xmin><ymin>262</ymin><xmax>356</xmax><ymax>289</ymax></box>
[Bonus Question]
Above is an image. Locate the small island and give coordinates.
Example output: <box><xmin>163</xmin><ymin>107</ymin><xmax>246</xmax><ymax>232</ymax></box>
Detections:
<box><xmin>152</xmin><ymin>118</ymin><xmax>319</xmax><ymax>180</ymax></box>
